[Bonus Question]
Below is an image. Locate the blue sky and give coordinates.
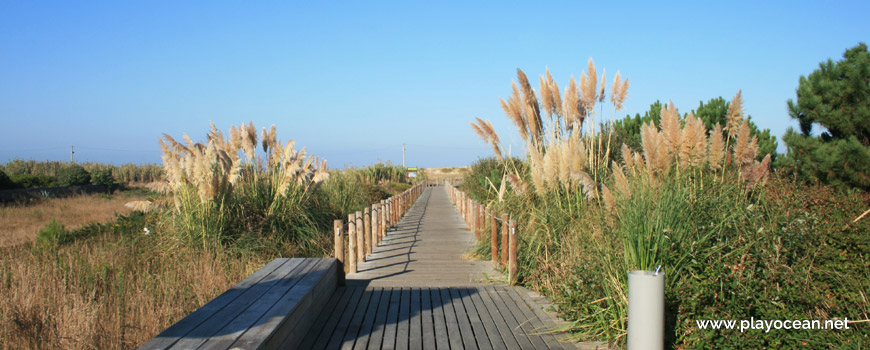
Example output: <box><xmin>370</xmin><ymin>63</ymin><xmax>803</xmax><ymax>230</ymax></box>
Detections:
<box><xmin>1</xmin><ymin>1</ymin><xmax>868</xmax><ymax>168</ymax></box>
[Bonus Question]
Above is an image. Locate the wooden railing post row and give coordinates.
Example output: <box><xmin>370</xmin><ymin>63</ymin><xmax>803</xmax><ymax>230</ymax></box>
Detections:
<box><xmin>348</xmin><ymin>213</ymin><xmax>357</xmax><ymax>274</ymax></box>
<box><xmin>334</xmin><ymin>219</ymin><xmax>345</xmax><ymax>285</ymax></box>
<box><xmin>355</xmin><ymin>211</ymin><xmax>364</xmax><ymax>262</ymax></box>
<box><xmin>501</xmin><ymin>213</ymin><xmax>509</xmax><ymax>266</ymax></box>
<box><xmin>364</xmin><ymin>207</ymin><xmax>372</xmax><ymax>255</ymax></box>
<box><xmin>509</xmin><ymin>219</ymin><xmax>518</xmax><ymax>285</ymax></box>
<box><xmin>490</xmin><ymin>210</ymin><xmax>498</xmax><ymax>264</ymax></box>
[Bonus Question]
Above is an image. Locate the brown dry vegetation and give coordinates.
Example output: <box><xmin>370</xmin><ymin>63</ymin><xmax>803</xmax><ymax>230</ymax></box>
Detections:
<box><xmin>423</xmin><ymin>166</ymin><xmax>469</xmax><ymax>180</ymax></box>
<box><xmin>0</xmin><ymin>230</ymin><xmax>268</xmax><ymax>349</ymax></box>
<box><xmin>0</xmin><ymin>192</ymin><xmax>142</xmax><ymax>247</ymax></box>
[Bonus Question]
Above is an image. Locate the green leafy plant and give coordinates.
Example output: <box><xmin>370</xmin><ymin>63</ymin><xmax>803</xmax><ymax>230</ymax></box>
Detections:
<box><xmin>58</xmin><ymin>165</ymin><xmax>91</xmax><ymax>186</ymax></box>
<box><xmin>34</xmin><ymin>219</ymin><xmax>71</xmax><ymax>251</ymax></box>
<box><xmin>90</xmin><ymin>169</ymin><xmax>115</xmax><ymax>187</ymax></box>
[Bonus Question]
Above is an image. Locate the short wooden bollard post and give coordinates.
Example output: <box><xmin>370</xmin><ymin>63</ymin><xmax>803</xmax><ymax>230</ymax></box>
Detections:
<box><xmin>372</xmin><ymin>204</ymin><xmax>380</xmax><ymax>246</ymax></box>
<box><xmin>334</xmin><ymin>220</ymin><xmax>345</xmax><ymax>285</ymax></box>
<box><xmin>468</xmin><ymin>198</ymin><xmax>473</xmax><ymax>226</ymax></box>
<box><xmin>478</xmin><ymin>204</ymin><xmax>485</xmax><ymax>239</ymax></box>
<box><xmin>471</xmin><ymin>201</ymin><xmax>479</xmax><ymax>239</ymax></box>
<box><xmin>348</xmin><ymin>214</ymin><xmax>357</xmax><ymax>274</ymax></box>
<box><xmin>490</xmin><ymin>211</ymin><xmax>498</xmax><ymax>264</ymax></box>
<box><xmin>355</xmin><ymin>211</ymin><xmax>365</xmax><ymax>262</ymax></box>
<box><xmin>501</xmin><ymin>213</ymin><xmax>509</xmax><ymax>266</ymax></box>
<box><xmin>392</xmin><ymin>197</ymin><xmax>398</xmax><ymax>227</ymax></box>
<box><xmin>380</xmin><ymin>200</ymin><xmax>386</xmax><ymax>239</ymax></box>
<box><xmin>460</xmin><ymin>193</ymin><xmax>465</xmax><ymax>220</ymax></box>
<box><xmin>364</xmin><ymin>207</ymin><xmax>372</xmax><ymax>255</ymax></box>
<box><xmin>509</xmin><ymin>220</ymin><xmax>518</xmax><ymax>285</ymax></box>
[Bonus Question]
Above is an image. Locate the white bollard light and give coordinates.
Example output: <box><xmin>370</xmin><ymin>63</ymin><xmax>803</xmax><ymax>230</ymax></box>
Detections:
<box><xmin>627</xmin><ymin>269</ymin><xmax>664</xmax><ymax>350</ymax></box>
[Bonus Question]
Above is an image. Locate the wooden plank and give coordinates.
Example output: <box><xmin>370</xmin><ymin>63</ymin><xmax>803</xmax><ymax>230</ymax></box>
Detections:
<box><xmin>473</xmin><ymin>286</ymin><xmax>527</xmax><ymax>350</ymax></box>
<box><xmin>381</xmin><ymin>287</ymin><xmax>401</xmax><ymax>350</ymax></box>
<box><xmin>504</xmin><ymin>287</ymin><xmax>570</xmax><ymax>350</ymax></box>
<box><xmin>167</xmin><ymin>258</ymin><xmax>306</xmax><ymax>349</ymax></box>
<box><xmin>351</xmin><ymin>288</ymin><xmax>383</xmax><ymax>350</ymax></box>
<box><xmin>395</xmin><ymin>288</ymin><xmax>411</xmax><ymax>350</ymax></box>
<box><xmin>437</xmin><ymin>288</ymin><xmax>464</xmax><ymax>350</ymax></box>
<box><xmin>448</xmin><ymin>287</ymin><xmax>479</xmax><ymax>350</ymax></box>
<box><xmin>419</xmin><ymin>288</ymin><xmax>436</xmax><ymax>350</ymax></box>
<box><xmin>485</xmin><ymin>286</ymin><xmax>548</xmax><ymax>350</ymax></box>
<box><xmin>408</xmin><ymin>288</ymin><xmax>424</xmax><ymax>349</ymax></box>
<box><xmin>139</xmin><ymin>258</ymin><xmax>289</xmax><ymax>350</ymax></box>
<box><xmin>458</xmin><ymin>287</ymin><xmax>496</xmax><ymax>350</ymax></box>
<box><xmin>296</xmin><ymin>286</ymin><xmax>349</xmax><ymax>349</ymax></box>
<box><xmin>198</xmin><ymin>258</ymin><xmax>318</xmax><ymax>349</ymax></box>
<box><xmin>324</xmin><ymin>287</ymin><xmax>367</xmax><ymax>350</ymax></box>
<box><xmin>363</xmin><ymin>288</ymin><xmax>392</xmax><ymax>350</ymax></box>
<box><xmin>339</xmin><ymin>286</ymin><xmax>376</xmax><ymax>349</ymax></box>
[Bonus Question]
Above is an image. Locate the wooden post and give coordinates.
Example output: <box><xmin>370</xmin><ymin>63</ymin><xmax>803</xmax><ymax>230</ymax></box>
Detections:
<box><xmin>356</xmin><ymin>211</ymin><xmax>364</xmax><ymax>262</ymax></box>
<box><xmin>380</xmin><ymin>200</ymin><xmax>386</xmax><ymax>239</ymax></box>
<box><xmin>509</xmin><ymin>220</ymin><xmax>518</xmax><ymax>285</ymax></box>
<box><xmin>473</xmin><ymin>202</ymin><xmax>480</xmax><ymax>239</ymax></box>
<box><xmin>364</xmin><ymin>207</ymin><xmax>372</xmax><ymax>255</ymax></box>
<box><xmin>348</xmin><ymin>214</ymin><xmax>357</xmax><ymax>274</ymax></box>
<box><xmin>490</xmin><ymin>211</ymin><xmax>498</xmax><ymax>264</ymax></box>
<box><xmin>467</xmin><ymin>198</ymin><xmax>472</xmax><ymax>226</ymax></box>
<box><xmin>372</xmin><ymin>204</ymin><xmax>380</xmax><ymax>246</ymax></box>
<box><xmin>334</xmin><ymin>220</ymin><xmax>345</xmax><ymax>285</ymax></box>
<box><xmin>501</xmin><ymin>213</ymin><xmax>509</xmax><ymax>266</ymax></box>
<box><xmin>478</xmin><ymin>204</ymin><xmax>485</xmax><ymax>239</ymax></box>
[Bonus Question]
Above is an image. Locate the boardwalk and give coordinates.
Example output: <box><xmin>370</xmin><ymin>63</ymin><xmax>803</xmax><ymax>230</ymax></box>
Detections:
<box><xmin>299</xmin><ymin>186</ymin><xmax>578</xmax><ymax>349</ymax></box>
<box><xmin>348</xmin><ymin>186</ymin><xmax>492</xmax><ymax>287</ymax></box>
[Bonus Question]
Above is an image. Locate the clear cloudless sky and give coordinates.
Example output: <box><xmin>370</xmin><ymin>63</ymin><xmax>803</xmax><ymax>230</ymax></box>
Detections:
<box><xmin>1</xmin><ymin>1</ymin><xmax>868</xmax><ymax>168</ymax></box>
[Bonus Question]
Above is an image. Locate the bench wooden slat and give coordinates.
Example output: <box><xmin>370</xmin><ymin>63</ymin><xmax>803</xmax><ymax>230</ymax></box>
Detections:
<box><xmin>140</xmin><ymin>258</ymin><xmax>292</xmax><ymax>350</ymax></box>
<box><xmin>140</xmin><ymin>258</ymin><xmax>340</xmax><ymax>350</ymax></box>
<box><xmin>167</xmin><ymin>258</ymin><xmax>306</xmax><ymax>349</ymax></box>
<box><xmin>197</xmin><ymin>258</ymin><xmax>319</xmax><ymax>349</ymax></box>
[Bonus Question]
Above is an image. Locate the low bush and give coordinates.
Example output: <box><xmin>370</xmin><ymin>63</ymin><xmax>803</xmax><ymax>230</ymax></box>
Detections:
<box><xmin>58</xmin><ymin>165</ymin><xmax>91</xmax><ymax>186</ymax></box>
<box><xmin>90</xmin><ymin>169</ymin><xmax>114</xmax><ymax>187</ymax></box>
<box><xmin>0</xmin><ymin>170</ymin><xmax>15</xmax><ymax>190</ymax></box>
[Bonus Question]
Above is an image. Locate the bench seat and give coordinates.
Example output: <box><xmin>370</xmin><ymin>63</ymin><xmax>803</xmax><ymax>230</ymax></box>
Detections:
<box><xmin>140</xmin><ymin>258</ymin><xmax>341</xmax><ymax>350</ymax></box>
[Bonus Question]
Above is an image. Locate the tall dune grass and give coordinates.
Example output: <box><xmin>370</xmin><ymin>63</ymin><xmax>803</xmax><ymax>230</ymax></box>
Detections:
<box><xmin>156</xmin><ymin>122</ymin><xmax>329</xmax><ymax>249</ymax></box>
<box><xmin>460</xmin><ymin>62</ymin><xmax>865</xmax><ymax>347</ymax></box>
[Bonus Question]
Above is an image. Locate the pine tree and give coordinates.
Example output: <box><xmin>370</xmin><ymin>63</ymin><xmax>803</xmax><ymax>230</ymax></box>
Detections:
<box><xmin>783</xmin><ymin>43</ymin><xmax>870</xmax><ymax>189</ymax></box>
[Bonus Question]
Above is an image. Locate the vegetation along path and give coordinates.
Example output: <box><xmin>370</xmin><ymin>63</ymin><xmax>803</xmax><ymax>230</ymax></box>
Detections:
<box><xmin>300</xmin><ymin>185</ymin><xmax>580</xmax><ymax>349</ymax></box>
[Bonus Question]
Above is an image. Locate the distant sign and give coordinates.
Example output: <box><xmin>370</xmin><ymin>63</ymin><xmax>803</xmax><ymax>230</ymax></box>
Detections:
<box><xmin>407</xmin><ymin>167</ymin><xmax>418</xmax><ymax>178</ymax></box>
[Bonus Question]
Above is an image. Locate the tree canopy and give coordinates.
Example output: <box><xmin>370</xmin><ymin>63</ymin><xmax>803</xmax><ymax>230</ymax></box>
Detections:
<box><xmin>783</xmin><ymin>43</ymin><xmax>870</xmax><ymax>189</ymax></box>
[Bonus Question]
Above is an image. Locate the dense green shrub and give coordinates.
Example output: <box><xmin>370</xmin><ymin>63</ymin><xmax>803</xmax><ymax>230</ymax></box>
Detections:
<box><xmin>0</xmin><ymin>170</ymin><xmax>15</xmax><ymax>189</ymax></box>
<box><xmin>34</xmin><ymin>219</ymin><xmax>72</xmax><ymax>251</ymax></box>
<box><xmin>90</xmin><ymin>169</ymin><xmax>115</xmax><ymax>187</ymax></box>
<box><xmin>9</xmin><ymin>174</ymin><xmax>57</xmax><ymax>188</ymax></box>
<box><xmin>58</xmin><ymin>165</ymin><xmax>91</xmax><ymax>186</ymax></box>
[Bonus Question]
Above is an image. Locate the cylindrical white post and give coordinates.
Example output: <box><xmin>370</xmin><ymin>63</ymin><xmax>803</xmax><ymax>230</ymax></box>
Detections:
<box><xmin>627</xmin><ymin>270</ymin><xmax>664</xmax><ymax>350</ymax></box>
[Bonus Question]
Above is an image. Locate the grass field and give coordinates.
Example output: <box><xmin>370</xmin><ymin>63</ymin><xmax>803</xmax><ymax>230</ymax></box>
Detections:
<box><xmin>0</xmin><ymin>190</ymin><xmax>147</xmax><ymax>247</ymax></box>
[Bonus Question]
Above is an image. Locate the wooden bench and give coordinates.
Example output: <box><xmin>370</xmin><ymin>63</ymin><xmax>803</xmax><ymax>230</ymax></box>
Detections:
<box><xmin>140</xmin><ymin>258</ymin><xmax>342</xmax><ymax>350</ymax></box>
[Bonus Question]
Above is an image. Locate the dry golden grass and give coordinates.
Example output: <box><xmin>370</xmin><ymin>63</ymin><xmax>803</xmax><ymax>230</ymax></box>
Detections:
<box><xmin>0</xmin><ymin>192</ymin><xmax>141</xmax><ymax>247</ymax></box>
<box><xmin>423</xmin><ymin>166</ymin><xmax>469</xmax><ymax>180</ymax></box>
<box><xmin>0</xmin><ymin>233</ymin><xmax>266</xmax><ymax>349</ymax></box>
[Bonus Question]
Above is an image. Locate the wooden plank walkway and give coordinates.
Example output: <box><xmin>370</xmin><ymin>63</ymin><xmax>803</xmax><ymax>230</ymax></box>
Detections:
<box><xmin>300</xmin><ymin>186</ymin><xmax>579</xmax><ymax>349</ymax></box>
<box><xmin>348</xmin><ymin>186</ymin><xmax>492</xmax><ymax>287</ymax></box>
